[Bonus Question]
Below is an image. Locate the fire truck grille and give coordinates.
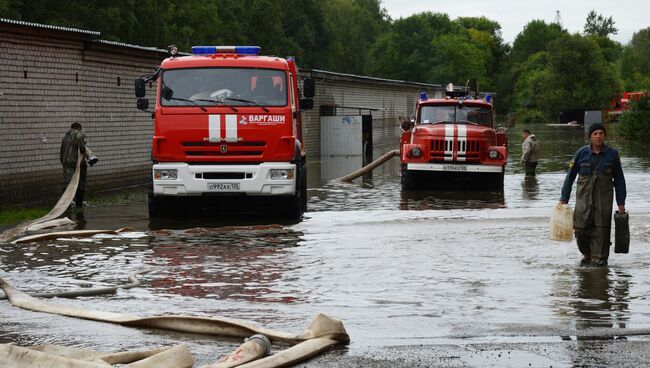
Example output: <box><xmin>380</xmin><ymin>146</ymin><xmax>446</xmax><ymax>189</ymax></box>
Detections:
<box><xmin>182</xmin><ymin>141</ymin><xmax>265</xmax><ymax>157</ymax></box>
<box><xmin>429</xmin><ymin>139</ymin><xmax>482</xmax><ymax>162</ymax></box>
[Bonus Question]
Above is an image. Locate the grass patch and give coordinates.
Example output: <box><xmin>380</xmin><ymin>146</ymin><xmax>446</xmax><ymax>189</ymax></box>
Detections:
<box><xmin>0</xmin><ymin>187</ymin><xmax>146</xmax><ymax>229</ymax></box>
<box><xmin>0</xmin><ymin>207</ymin><xmax>49</xmax><ymax>227</ymax></box>
<box><xmin>87</xmin><ymin>186</ymin><xmax>147</xmax><ymax>207</ymax></box>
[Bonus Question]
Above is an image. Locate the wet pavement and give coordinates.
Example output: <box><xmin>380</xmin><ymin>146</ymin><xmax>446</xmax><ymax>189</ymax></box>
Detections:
<box><xmin>2</xmin><ymin>125</ymin><xmax>650</xmax><ymax>367</ymax></box>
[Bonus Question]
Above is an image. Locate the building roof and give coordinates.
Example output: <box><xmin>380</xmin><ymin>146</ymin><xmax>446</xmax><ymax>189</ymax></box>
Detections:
<box><xmin>0</xmin><ymin>17</ymin><xmax>100</xmax><ymax>36</ymax></box>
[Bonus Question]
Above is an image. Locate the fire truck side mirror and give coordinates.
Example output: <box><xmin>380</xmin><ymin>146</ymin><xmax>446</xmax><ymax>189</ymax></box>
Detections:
<box><xmin>302</xmin><ymin>78</ymin><xmax>315</xmax><ymax>98</ymax></box>
<box><xmin>137</xmin><ymin>97</ymin><xmax>149</xmax><ymax>110</ymax></box>
<box><xmin>134</xmin><ymin>78</ymin><xmax>147</xmax><ymax>98</ymax></box>
<box><xmin>300</xmin><ymin>98</ymin><xmax>314</xmax><ymax>110</ymax></box>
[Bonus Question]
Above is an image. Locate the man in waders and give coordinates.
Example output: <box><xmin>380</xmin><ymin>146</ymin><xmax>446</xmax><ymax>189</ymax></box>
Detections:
<box><xmin>60</xmin><ymin>122</ymin><xmax>88</xmax><ymax>208</ymax></box>
<box><xmin>559</xmin><ymin>123</ymin><xmax>626</xmax><ymax>267</ymax></box>
<box><xmin>521</xmin><ymin>129</ymin><xmax>540</xmax><ymax>176</ymax></box>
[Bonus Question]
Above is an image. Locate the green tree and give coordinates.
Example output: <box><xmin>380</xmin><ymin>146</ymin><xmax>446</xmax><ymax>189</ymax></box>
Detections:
<box><xmin>617</xmin><ymin>94</ymin><xmax>650</xmax><ymax>141</ymax></box>
<box><xmin>512</xmin><ymin>33</ymin><xmax>620</xmax><ymax>121</ymax></box>
<box><xmin>456</xmin><ymin>16</ymin><xmax>508</xmax><ymax>91</ymax></box>
<box><xmin>321</xmin><ymin>0</ymin><xmax>389</xmax><ymax>74</ymax></box>
<box><xmin>496</xmin><ymin>20</ymin><xmax>566</xmax><ymax>114</ymax></box>
<box><xmin>428</xmin><ymin>33</ymin><xmax>491</xmax><ymax>87</ymax></box>
<box><xmin>620</xmin><ymin>28</ymin><xmax>650</xmax><ymax>90</ymax></box>
<box><xmin>365</xmin><ymin>12</ymin><xmax>460</xmax><ymax>81</ymax></box>
<box><xmin>364</xmin><ymin>12</ymin><xmax>503</xmax><ymax>88</ymax></box>
<box><xmin>584</xmin><ymin>10</ymin><xmax>618</xmax><ymax>37</ymax></box>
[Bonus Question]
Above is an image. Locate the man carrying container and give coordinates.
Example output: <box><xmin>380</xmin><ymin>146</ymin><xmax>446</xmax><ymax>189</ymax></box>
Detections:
<box><xmin>559</xmin><ymin>123</ymin><xmax>626</xmax><ymax>267</ymax></box>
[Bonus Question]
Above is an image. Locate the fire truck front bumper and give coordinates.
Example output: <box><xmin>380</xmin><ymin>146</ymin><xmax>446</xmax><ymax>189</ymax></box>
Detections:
<box><xmin>152</xmin><ymin>163</ymin><xmax>296</xmax><ymax>196</ymax></box>
<box><xmin>407</xmin><ymin>163</ymin><xmax>504</xmax><ymax>173</ymax></box>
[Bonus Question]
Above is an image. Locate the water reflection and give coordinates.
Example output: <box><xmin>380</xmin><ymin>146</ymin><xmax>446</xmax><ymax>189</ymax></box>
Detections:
<box><xmin>399</xmin><ymin>189</ymin><xmax>505</xmax><ymax>210</ymax></box>
<box><xmin>553</xmin><ymin>266</ymin><xmax>630</xmax><ymax>333</ymax></box>
<box><xmin>145</xmin><ymin>226</ymin><xmax>303</xmax><ymax>303</ymax></box>
<box><xmin>572</xmin><ymin>267</ymin><xmax>630</xmax><ymax>330</ymax></box>
<box><xmin>320</xmin><ymin>155</ymin><xmax>363</xmax><ymax>183</ymax></box>
<box><xmin>565</xmin><ymin>267</ymin><xmax>632</xmax><ymax>367</ymax></box>
<box><xmin>521</xmin><ymin>176</ymin><xmax>539</xmax><ymax>201</ymax></box>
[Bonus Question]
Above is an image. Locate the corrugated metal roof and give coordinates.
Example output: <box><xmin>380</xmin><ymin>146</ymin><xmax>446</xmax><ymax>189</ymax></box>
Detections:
<box><xmin>306</xmin><ymin>68</ymin><xmax>443</xmax><ymax>90</ymax></box>
<box><xmin>94</xmin><ymin>39</ymin><xmax>170</xmax><ymax>54</ymax></box>
<box><xmin>0</xmin><ymin>17</ymin><xmax>100</xmax><ymax>36</ymax></box>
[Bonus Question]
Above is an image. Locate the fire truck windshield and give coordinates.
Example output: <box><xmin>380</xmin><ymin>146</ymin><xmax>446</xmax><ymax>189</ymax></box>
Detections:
<box><xmin>419</xmin><ymin>105</ymin><xmax>492</xmax><ymax>126</ymax></box>
<box><xmin>160</xmin><ymin>68</ymin><xmax>287</xmax><ymax>107</ymax></box>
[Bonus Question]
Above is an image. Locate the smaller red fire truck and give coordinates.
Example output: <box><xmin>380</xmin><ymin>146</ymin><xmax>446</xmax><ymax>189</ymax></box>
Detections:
<box><xmin>606</xmin><ymin>91</ymin><xmax>646</xmax><ymax>121</ymax></box>
<box><xmin>134</xmin><ymin>45</ymin><xmax>314</xmax><ymax>218</ymax></box>
<box><xmin>399</xmin><ymin>84</ymin><xmax>507</xmax><ymax>190</ymax></box>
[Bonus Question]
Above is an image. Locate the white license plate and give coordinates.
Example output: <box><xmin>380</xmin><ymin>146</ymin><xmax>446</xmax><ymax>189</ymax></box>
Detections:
<box><xmin>207</xmin><ymin>183</ymin><xmax>240</xmax><ymax>191</ymax></box>
<box><xmin>442</xmin><ymin>164</ymin><xmax>467</xmax><ymax>171</ymax></box>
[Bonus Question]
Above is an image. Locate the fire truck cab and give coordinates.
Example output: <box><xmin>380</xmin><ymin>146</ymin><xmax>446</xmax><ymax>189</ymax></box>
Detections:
<box><xmin>134</xmin><ymin>46</ymin><xmax>314</xmax><ymax>218</ymax></box>
<box><xmin>400</xmin><ymin>84</ymin><xmax>507</xmax><ymax>190</ymax></box>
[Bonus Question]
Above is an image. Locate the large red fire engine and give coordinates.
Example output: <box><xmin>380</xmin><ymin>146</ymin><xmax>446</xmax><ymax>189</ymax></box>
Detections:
<box><xmin>134</xmin><ymin>46</ymin><xmax>314</xmax><ymax>218</ymax></box>
<box><xmin>399</xmin><ymin>84</ymin><xmax>507</xmax><ymax>190</ymax></box>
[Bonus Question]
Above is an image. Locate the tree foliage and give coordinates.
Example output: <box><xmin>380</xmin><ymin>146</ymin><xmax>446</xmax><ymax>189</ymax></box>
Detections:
<box><xmin>511</xmin><ymin>33</ymin><xmax>620</xmax><ymax>121</ymax></box>
<box><xmin>617</xmin><ymin>94</ymin><xmax>650</xmax><ymax>141</ymax></box>
<box><xmin>620</xmin><ymin>28</ymin><xmax>650</xmax><ymax>90</ymax></box>
<box><xmin>2</xmin><ymin>2</ymin><xmax>649</xmax><ymax>118</ymax></box>
<box><xmin>364</xmin><ymin>12</ymin><xmax>505</xmax><ymax>90</ymax></box>
<box><xmin>584</xmin><ymin>10</ymin><xmax>618</xmax><ymax>37</ymax></box>
<box><xmin>496</xmin><ymin>20</ymin><xmax>566</xmax><ymax>114</ymax></box>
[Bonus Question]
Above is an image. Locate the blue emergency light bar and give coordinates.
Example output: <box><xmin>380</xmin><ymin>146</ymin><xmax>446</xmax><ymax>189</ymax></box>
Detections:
<box><xmin>419</xmin><ymin>92</ymin><xmax>428</xmax><ymax>101</ymax></box>
<box><xmin>191</xmin><ymin>46</ymin><xmax>261</xmax><ymax>55</ymax></box>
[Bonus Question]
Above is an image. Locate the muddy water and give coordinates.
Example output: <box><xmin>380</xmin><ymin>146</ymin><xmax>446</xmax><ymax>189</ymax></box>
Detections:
<box><xmin>1</xmin><ymin>125</ymin><xmax>650</xmax><ymax>366</ymax></box>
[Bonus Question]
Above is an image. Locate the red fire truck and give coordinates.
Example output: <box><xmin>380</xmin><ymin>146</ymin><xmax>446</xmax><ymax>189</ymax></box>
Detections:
<box><xmin>134</xmin><ymin>46</ymin><xmax>314</xmax><ymax>218</ymax></box>
<box><xmin>399</xmin><ymin>84</ymin><xmax>507</xmax><ymax>190</ymax></box>
<box><xmin>606</xmin><ymin>91</ymin><xmax>646</xmax><ymax>121</ymax></box>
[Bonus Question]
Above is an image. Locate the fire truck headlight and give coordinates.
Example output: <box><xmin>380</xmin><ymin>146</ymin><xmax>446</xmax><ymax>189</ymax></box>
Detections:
<box><xmin>154</xmin><ymin>169</ymin><xmax>178</xmax><ymax>180</ymax></box>
<box><xmin>270</xmin><ymin>169</ymin><xmax>294</xmax><ymax>180</ymax></box>
<box><xmin>410</xmin><ymin>147</ymin><xmax>422</xmax><ymax>158</ymax></box>
<box><xmin>488</xmin><ymin>150</ymin><xmax>498</xmax><ymax>159</ymax></box>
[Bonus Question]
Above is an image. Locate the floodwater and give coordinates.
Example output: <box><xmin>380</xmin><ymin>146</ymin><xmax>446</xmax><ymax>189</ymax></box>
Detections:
<box><xmin>1</xmin><ymin>125</ymin><xmax>650</xmax><ymax>366</ymax></box>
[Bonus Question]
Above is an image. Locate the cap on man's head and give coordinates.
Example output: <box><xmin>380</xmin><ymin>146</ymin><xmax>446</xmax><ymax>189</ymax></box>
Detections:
<box><xmin>588</xmin><ymin>123</ymin><xmax>606</xmax><ymax>137</ymax></box>
<box><xmin>71</xmin><ymin>122</ymin><xmax>82</xmax><ymax>130</ymax></box>
<box><xmin>522</xmin><ymin>129</ymin><xmax>531</xmax><ymax>134</ymax></box>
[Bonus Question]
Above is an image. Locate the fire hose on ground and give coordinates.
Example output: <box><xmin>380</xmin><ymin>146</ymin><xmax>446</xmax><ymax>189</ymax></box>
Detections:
<box><xmin>0</xmin><ymin>152</ymin><xmax>350</xmax><ymax>367</ymax></box>
<box><xmin>337</xmin><ymin>149</ymin><xmax>400</xmax><ymax>182</ymax></box>
<box><xmin>0</xmin><ymin>275</ymin><xmax>349</xmax><ymax>367</ymax></box>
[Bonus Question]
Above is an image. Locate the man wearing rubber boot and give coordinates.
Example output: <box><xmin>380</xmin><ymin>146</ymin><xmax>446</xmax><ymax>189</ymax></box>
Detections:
<box><xmin>559</xmin><ymin>123</ymin><xmax>626</xmax><ymax>267</ymax></box>
<box><xmin>60</xmin><ymin>122</ymin><xmax>88</xmax><ymax>208</ymax></box>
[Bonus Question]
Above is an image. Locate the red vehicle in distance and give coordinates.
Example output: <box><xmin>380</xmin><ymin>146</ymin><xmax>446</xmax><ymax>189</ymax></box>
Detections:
<box><xmin>607</xmin><ymin>91</ymin><xmax>646</xmax><ymax>121</ymax></box>
<box><xmin>400</xmin><ymin>84</ymin><xmax>507</xmax><ymax>190</ymax></box>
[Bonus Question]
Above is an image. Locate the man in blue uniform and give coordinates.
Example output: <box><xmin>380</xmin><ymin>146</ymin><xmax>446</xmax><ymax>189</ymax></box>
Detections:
<box><xmin>559</xmin><ymin>123</ymin><xmax>626</xmax><ymax>267</ymax></box>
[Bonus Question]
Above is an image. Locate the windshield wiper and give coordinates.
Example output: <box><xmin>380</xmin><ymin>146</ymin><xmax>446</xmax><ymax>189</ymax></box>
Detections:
<box><xmin>422</xmin><ymin>120</ymin><xmax>453</xmax><ymax>125</ymax></box>
<box><xmin>457</xmin><ymin>119</ymin><xmax>479</xmax><ymax>125</ymax></box>
<box><xmin>166</xmin><ymin>97</ymin><xmax>207</xmax><ymax>112</ymax></box>
<box><xmin>194</xmin><ymin>98</ymin><xmax>239</xmax><ymax>112</ymax></box>
<box><xmin>224</xmin><ymin>97</ymin><xmax>270</xmax><ymax>112</ymax></box>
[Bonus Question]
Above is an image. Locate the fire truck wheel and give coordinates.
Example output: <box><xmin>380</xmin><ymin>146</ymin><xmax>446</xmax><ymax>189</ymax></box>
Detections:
<box><xmin>286</xmin><ymin>162</ymin><xmax>306</xmax><ymax>220</ymax></box>
<box><xmin>147</xmin><ymin>178</ymin><xmax>168</xmax><ymax>217</ymax></box>
<box><xmin>300</xmin><ymin>165</ymin><xmax>307</xmax><ymax>213</ymax></box>
<box><xmin>400</xmin><ymin>165</ymin><xmax>418</xmax><ymax>190</ymax></box>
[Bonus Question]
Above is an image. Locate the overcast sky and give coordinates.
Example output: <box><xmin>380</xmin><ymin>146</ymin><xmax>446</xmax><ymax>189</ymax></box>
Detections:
<box><xmin>380</xmin><ymin>0</ymin><xmax>649</xmax><ymax>45</ymax></box>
